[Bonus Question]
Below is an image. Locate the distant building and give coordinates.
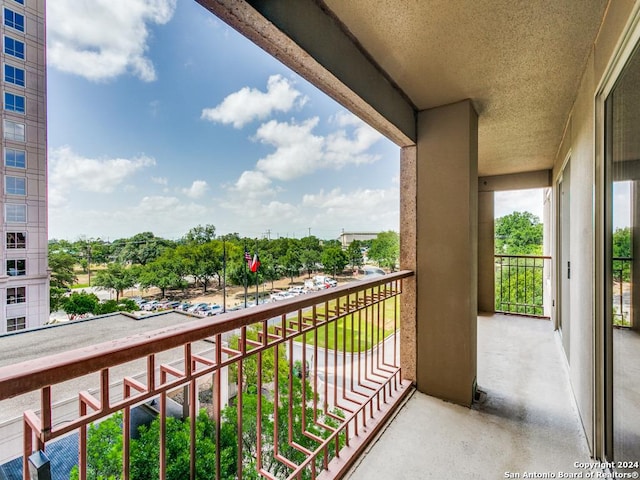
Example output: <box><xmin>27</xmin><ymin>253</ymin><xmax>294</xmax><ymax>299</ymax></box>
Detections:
<box><xmin>0</xmin><ymin>0</ymin><xmax>48</xmax><ymax>333</ymax></box>
<box><xmin>338</xmin><ymin>231</ymin><xmax>379</xmax><ymax>249</ymax></box>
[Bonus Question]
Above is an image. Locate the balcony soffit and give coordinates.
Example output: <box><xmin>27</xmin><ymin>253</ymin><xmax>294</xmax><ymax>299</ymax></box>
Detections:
<box><xmin>320</xmin><ymin>0</ymin><xmax>609</xmax><ymax>176</ymax></box>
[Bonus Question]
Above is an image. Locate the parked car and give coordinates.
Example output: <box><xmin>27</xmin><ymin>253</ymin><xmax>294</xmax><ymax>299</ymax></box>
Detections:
<box><xmin>205</xmin><ymin>305</ymin><xmax>223</xmax><ymax>316</ymax></box>
<box><xmin>142</xmin><ymin>301</ymin><xmax>160</xmax><ymax>311</ymax></box>
<box><xmin>270</xmin><ymin>291</ymin><xmax>296</xmax><ymax>301</ymax></box>
<box><xmin>187</xmin><ymin>302</ymin><xmax>208</xmax><ymax>313</ymax></box>
<box><xmin>288</xmin><ymin>286</ymin><xmax>307</xmax><ymax>295</ymax></box>
<box><xmin>324</xmin><ymin>278</ymin><xmax>338</xmax><ymax>287</ymax></box>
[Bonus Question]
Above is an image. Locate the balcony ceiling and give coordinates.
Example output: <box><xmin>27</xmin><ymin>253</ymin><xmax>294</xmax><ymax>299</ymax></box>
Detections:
<box><xmin>320</xmin><ymin>0</ymin><xmax>608</xmax><ymax>176</ymax></box>
<box><xmin>200</xmin><ymin>0</ymin><xmax>609</xmax><ymax>177</ymax></box>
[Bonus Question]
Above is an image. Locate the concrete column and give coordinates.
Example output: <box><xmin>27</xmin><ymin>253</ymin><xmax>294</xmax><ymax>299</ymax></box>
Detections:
<box><xmin>478</xmin><ymin>191</ymin><xmax>495</xmax><ymax>313</ymax></box>
<box><xmin>400</xmin><ymin>145</ymin><xmax>417</xmax><ymax>383</ymax></box>
<box><xmin>416</xmin><ymin>100</ymin><xmax>478</xmax><ymax>407</ymax></box>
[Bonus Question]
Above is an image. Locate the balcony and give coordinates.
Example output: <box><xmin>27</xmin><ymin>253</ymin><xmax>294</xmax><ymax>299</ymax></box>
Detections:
<box><xmin>0</xmin><ymin>266</ymin><xmax>595</xmax><ymax>479</ymax></box>
<box><xmin>347</xmin><ymin>313</ymin><xmax>591</xmax><ymax>479</ymax></box>
<box><xmin>0</xmin><ymin>272</ymin><xmax>413</xmax><ymax>480</ymax></box>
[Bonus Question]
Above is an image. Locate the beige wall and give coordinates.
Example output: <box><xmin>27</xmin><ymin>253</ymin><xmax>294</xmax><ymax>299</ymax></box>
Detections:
<box><xmin>551</xmin><ymin>0</ymin><xmax>639</xmax><ymax>456</ymax></box>
<box><xmin>416</xmin><ymin>100</ymin><xmax>478</xmax><ymax>407</ymax></box>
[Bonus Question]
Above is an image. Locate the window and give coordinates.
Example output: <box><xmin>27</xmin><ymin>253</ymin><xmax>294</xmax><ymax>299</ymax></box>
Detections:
<box><xmin>6</xmin><ymin>232</ymin><xmax>25</xmax><ymax>248</ymax></box>
<box><xmin>5</xmin><ymin>176</ymin><xmax>25</xmax><ymax>195</ymax></box>
<box><xmin>4</xmin><ymin>8</ymin><xmax>24</xmax><ymax>32</ymax></box>
<box><xmin>4</xmin><ymin>148</ymin><xmax>25</xmax><ymax>168</ymax></box>
<box><xmin>3</xmin><ymin>36</ymin><xmax>24</xmax><ymax>59</ymax></box>
<box><xmin>13</xmin><ymin>0</ymin><xmax>24</xmax><ymax>5</ymax></box>
<box><xmin>4</xmin><ymin>92</ymin><xmax>25</xmax><ymax>113</ymax></box>
<box><xmin>7</xmin><ymin>317</ymin><xmax>26</xmax><ymax>331</ymax></box>
<box><xmin>7</xmin><ymin>286</ymin><xmax>25</xmax><ymax>304</ymax></box>
<box><xmin>5</xmin><ymin>203</ymin><xmax>26</xmax><ymax>222</ymax></box>
<box><xmin>4</xmin><ymin>64</ymin><xmax>25</xmax><ymax>87</ymax></box>
<box><xmin>4</xmin><ymin>120</ymin><xmax>25</xmax><ymax>141</ymax></box>
<box><xmin>6</xmin><ymin>259</ymin><xmax>25</xmax><ymax>276</ymax></box>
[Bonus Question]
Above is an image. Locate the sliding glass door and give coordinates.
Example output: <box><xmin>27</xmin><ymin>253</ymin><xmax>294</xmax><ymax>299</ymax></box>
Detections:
<box><xmin>604</xmin><ymin>41</ymin><xmax>640</xmax><ymax>471</ymax></box>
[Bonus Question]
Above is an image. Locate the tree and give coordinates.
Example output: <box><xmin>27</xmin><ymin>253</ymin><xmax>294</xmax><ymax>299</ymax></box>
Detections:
<box><xmin>69</xmin><ymin>412</ymin><xmax>123</xmax><ymax>480</ymax></box>
<box><xmin>281</xmin><ymin>248</ymin><xmax>302</xmax><ymax>283</ymax></box>
<box><xmin>323</xmin><ymin>239</ymin><xmax>342</xmax><ymax>249</ymax></box>
<box><xmin>138</xmin><ymin>253</ymin><xmax>187</xmax><ymax>297</ymax></box>
<box><xmin>70</xmin><ymin>410</ymin><xmax>236</xmax><ymax>480</ymax></box>
<box><xmin>95</xmin><ymin>299</ymin><xmax>140</xmax><ymax>315</ymax></box>
<box><xmin>260</xmin><ymin>253</ymin><xmax>281</xmax><ymax>289</ymax></box>
<box><xmin>346</xmin><ymin>240</ymin><xmax>364</xmax><ymax>270</ymax></box>
<box><xmin>368</xmin><ymin>231</ymin><xmax>399</xmax><ymax>271</ymax></box>
<box><xmin>300</xmin><ymin>235</ymin><xmax>322</xmax><ymax>252</ymax></box>
<box><xmin>175</xmin><ymin>242</ymin><xmax>223</xmax><ymax>294</ymax></box>
<box><xmin>321</xmin><ymin>247</ymin><xmax>348</xmax><ymax>277</ymax></box>
<box><xmin>300</xmin><ymin>249</ymin><xmax>321</xmax><ymax>278</ymax></box>
<box><xmin>494</xmin><ymin>211</ymin><xmax>544</xmax><ymax>314</ymax></box>
<box><xmin>224</xmin><ymin>362</ymin><xmax>345</xmax><ymax>479</ymax></box>
<box><xmin>93</xmin><ymin>263</ymin><xmax>138</xmax><ymax>301</ymax></box>
<box><xmin>228</xmin><ymin>327</ymin><xmax>289</xmax><ymax>388</ymax></box>
<box><xmin>49</xmin><ymin>251</ymin><xmax>77</xmax><ymax>289</ymax></box>
<box><xmin>62</xmin><ymin>292</ymin><xmax>99</xmax><ymax>318</ymax></box>
<box><xmin>494</xmin><ymin>211</ymin><xmax>543</xmax><ymax>255</ymax></box>
<box><xmin>49</xmin><ymin>251</ymin><xmax>78</xmax><ymax>313</ymax></box>
<box><xmin>613</xmin><ymin>226</ymin><xmax>632</xmax><ymax>283</ymax></box>
<box><xmin>116</xmin><ymin>232</ymin><xmax>171</xmax><ymax>266</ymax></box>
<box><xmin>72</xmin><ymin>238</ymin><xmax>113</xmax><ymax>286</ymax></box>
<box><xmin>181</xmin><ymin>224</ymin><xmax>216</xmax><ymax>245</ymax></box>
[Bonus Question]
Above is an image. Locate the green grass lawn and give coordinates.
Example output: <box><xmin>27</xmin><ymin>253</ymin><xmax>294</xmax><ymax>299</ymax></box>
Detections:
<box><xmin>294</xmin><ymin>297</ymin><xmax>400</xmax><ymax>352</ymax></box>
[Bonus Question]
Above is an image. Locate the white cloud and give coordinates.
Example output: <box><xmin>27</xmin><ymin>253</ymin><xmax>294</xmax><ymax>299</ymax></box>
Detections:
<box><xmin>255</xmin><ymin>118</ymin><xmax>324</xmax><ymax>180</ymax></box>
<box><xmin>47</xmin><ymin>0</ymin><xmax>176</xmax><ymax>82</ymax></box>
<box><xmin>303</xmin><ymin>187</ymin><xmax>397</xmax><ymax>213</ymax></box>
<box><xmin>250</xmin><ymin>112</ymin><xmax>381</xmax><ymax>182</ymax></box>
<box><xmin>494</xmin><ymin>189</ymin><xmax>544</xmax><ymax>220</ymax></box>
<box><xmin>304</xmin><ymin>188</ymin><xmax>400</xmax><ymax>232</ymax></box>
<box><xmin>49</xmin><ymin>146</ymin><xmax>156</xmax><ymax>205</ymax></box>
<box><xmin>216</xmin><ymin>185</ymin><xmax>399</xmax><ymax>238</ymax></box>
<box><xmin>232</xmin><ymin>170</ymin><xmax>274</xmax><ymax>198</ymax></box>
<box><xmin>151</xmin><ymin>176</ymin><xmax>168</xmax><ymax>185</ymax></box>
<box><xmin>181</xmin><ymin>180</ymin><xmax>209</xmax><ymax>199</ymax></box>
<box><xmin>201</xmin><ymin>75</ymin><xmax>307</xmax><ymax>128</ymax></box>
<box><xmin>324</xmin><ymin>114</ymin><xmax>381</xmax><ymax>168</ymax></box>
<box><xmin>220</xmin><ymin>197</ymin><xmax>301</xmax><ymax>227</ymax></box>
<box><xmin>49</xmin><ymin>196</ymin><xmax>211</xmax><ymax>240</ymax></box>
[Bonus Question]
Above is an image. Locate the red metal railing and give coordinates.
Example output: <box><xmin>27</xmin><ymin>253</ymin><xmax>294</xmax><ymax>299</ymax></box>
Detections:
<box><xmin>0</xmin><ymin>271</ymin><xmax>413</xmax><ymax>480</ymax></box>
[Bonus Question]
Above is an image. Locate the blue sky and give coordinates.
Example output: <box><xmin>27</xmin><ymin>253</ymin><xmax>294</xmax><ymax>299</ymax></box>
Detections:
<box><xmin>46</xmin><ymin>0</ymin><xmax>542</xmax><ymax>241</ymax></box>
<box><xmin>46</xmin><ymin>0</ymin><xmax>401</xmax><ymax>241</ymax></box>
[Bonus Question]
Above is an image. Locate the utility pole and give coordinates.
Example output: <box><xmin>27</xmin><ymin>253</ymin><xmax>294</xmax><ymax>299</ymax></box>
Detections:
<box><xmin>308</xmin><ymin>227</ymin><xmax>311</xmax><ymax>237</ymax></box>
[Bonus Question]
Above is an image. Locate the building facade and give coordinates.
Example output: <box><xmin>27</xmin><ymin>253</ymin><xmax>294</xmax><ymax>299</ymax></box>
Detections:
<box><xmin>0</xmin><ymin>0</ymin><xmax>47</xmax><ymax>333</ymax></box>
<box><xmin>337</xmin><ymin>231</ymin><xmax>378</xmax><ymax>249</ymax></box>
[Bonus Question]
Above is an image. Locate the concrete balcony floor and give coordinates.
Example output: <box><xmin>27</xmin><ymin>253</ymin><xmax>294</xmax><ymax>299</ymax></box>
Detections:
<box><xmin>347</xmin><ymin>314</ymin><xmax>591</xmax><ymax>479</ymax></box>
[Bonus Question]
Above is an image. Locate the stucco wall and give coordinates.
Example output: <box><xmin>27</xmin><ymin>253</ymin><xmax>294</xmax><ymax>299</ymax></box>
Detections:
<box><xmin>551</xmin><ymin>0</ymin><xmax>638</xmax><ymax>455</ymax></box>
<box><xmin>416</xmin><ymin>100</ymin><xmax>478</xmax><ymax>406</ymax></box>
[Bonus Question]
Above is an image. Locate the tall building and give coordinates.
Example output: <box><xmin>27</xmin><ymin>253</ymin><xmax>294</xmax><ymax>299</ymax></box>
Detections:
<box><xmin>0</xmin><ymin>0</ymin><xmax>47</xmax><ymax>333</ymax></box>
